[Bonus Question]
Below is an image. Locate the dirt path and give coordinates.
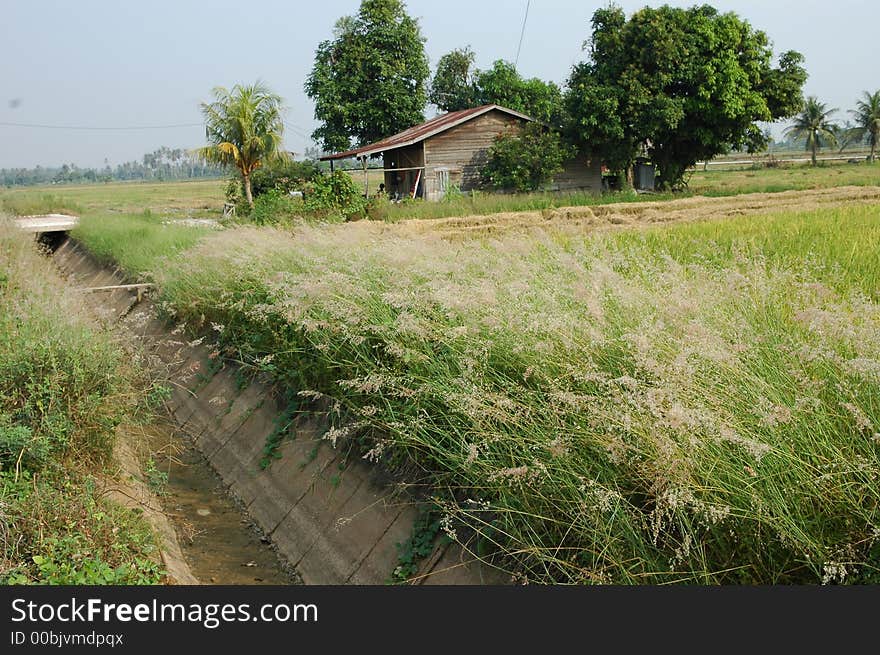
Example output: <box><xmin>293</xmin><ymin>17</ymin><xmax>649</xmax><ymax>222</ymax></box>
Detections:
<box><xmin>391</xmin><ymin>185</ymin><xmax>880</xmax><ymax>239</ymax></box>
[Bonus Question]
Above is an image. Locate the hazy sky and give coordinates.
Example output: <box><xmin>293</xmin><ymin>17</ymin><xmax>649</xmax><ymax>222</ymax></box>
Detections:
<box><xmin>2</xmin><ymin>0</ymin><xmax>876</xmax><ymax>168</ymax></box>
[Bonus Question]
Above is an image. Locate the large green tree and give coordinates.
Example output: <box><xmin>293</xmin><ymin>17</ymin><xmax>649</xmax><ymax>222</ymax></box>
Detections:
<box><xmin>197</xmin><ymin>82</ymin><xmax>287</xmax><ymax>207</ymax></box>
<box><xmin>305</xmin><ymin>0</ymin><xmax>429</xmax><ymax>152</ymax></box>
<box><xmin>784</xmin><ymin>97</ymin><xmax>840</xmax><ymax>166</ymax></box>
<box><xmin>846</xmin><ymin>90</ymin><xmax>880</xmax><ymax>162</ymax></box>
<box><xmin>566</xmin><ymin>5</ymin><xmax>807</xmax><ymax>189</ymax></box>
<box><xmin>429</xmin><ymin>52</ymin><xmax>563</xmax><ymax>124</ymax></box>
<box><xmin>474</xmin><ymin>61</ymin><xmax>563</xmax><ymax>124</ymax></box>
<box><xmin>428</xmin><ymin>47</ymin><xmax>478</xmax><ymax>112</ymax></box>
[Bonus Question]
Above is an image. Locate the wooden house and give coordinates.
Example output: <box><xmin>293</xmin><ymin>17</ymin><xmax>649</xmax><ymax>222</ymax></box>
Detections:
<box><xmin>320</xmin><ymin>104</ymin><xmax>602</xmax><ymax>201</ymax></box>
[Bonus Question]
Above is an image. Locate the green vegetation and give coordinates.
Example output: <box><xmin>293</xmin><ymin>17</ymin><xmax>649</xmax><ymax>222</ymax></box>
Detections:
<box><xmin>248</xmin><ymin>190</ymin><xmax>304</xmax><ymax>226</ymax></box>
<box><xmin>392</xmin><ymin>506</ymin><xmax>447</xmax><ymax>584</ymax></box>
<box><xmin>427</xmin><ymin>47</ymin><xmax>477</xmax><ymax>112</ymax></box>
<box><xmin>429</xmin><ymin>52</ymin><xmax>563</xmax><ymax>124</ymax></box>
<box><xmin>306</xmin><ymin>0</ymin><xmax>430</xmax><ymax>152</ymax></box>
<box><xmin>0</xmin><ymin>193</ymin><xmax>82</xmax><ymax>217</ymax></box>
<box><xmin>0</xmin><ymin>179</ymin><xmax>226</xmax><ymax>217</ymax></box>
<box><xmin>71</xmin><ymin>212</ymin><xmax>212</xmax><ymax>276</ymax></box>
<box><xmin>70</xmin><ymin>197</ymin><xmax>878</xmax><ymax>585</ymax></box>
<box><xmin>2</xmin><ymin>160</ymin><xmax>878</xmax><ymax>229</ymax></box>
<box><xmin>250</xmin><ymin>159</ymin><xmax>321</xmax><ymax>198</ymax></box>
<box><xmin>785</xmin><ymin>97</ymin><xmax>840</xmax><ymax>166</ymax></box>
<box><xmin>844</xmin><ymin>90</ymin><xmax>880</xmax><ymax>162</ymax></box>
<box><xmin>1</xmin><ymin>146</ymin><xmax>223</xmax><ymax>187</ymax></box>
<box><xmin>0</xmin><ymin>219</ymin><xmax>164</xmax><ymax>584</ymax></box>
<box><xmin>482</xmin><ymin>123</ymin><xmax>575</xmax><ymax>192</ymax></box>
<box><xmin>566</xmin><ymin>5</ymin><xmax>806</xmax><ymax>188</ymax></box>
<box><xmin>688</xmin><ymin>160</ymin><xmax>880</xmax><ymax>195</ymax></box>
<box><xmin>197</xmin><ymin>82</ymin><xmax>288</xmax><ymax>207</ymax></box>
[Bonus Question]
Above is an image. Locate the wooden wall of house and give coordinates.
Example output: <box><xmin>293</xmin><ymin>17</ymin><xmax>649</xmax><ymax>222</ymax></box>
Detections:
<box><xmin>551</xmin><ymin>154</ymin><xmax>603</xmax><ymax>193</ymax></box>
<box><xmin>423</xmin><ymin>110</ymin><xmax>525</xmax><ymax>198</ymax></box>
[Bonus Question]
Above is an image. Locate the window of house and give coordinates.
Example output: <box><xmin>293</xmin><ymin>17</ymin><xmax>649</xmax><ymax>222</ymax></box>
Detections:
<box><xmin>437</xmin><ymin>168</ymin><xmax>450</xmax><ymax>194</ymax></box>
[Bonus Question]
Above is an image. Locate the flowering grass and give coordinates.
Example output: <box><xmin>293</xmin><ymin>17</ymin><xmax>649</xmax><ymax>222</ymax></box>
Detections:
<box><xmin>79</xmin><ymin>202</ymin><xmax>880</xmax><ymax>584</ymax></box>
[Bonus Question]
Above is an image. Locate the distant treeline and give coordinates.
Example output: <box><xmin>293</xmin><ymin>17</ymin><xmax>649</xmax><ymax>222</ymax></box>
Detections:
<box><xmin>1</xmin><ymin>147</ymin><xmax>225</xmax><ymax>186</ymax></box>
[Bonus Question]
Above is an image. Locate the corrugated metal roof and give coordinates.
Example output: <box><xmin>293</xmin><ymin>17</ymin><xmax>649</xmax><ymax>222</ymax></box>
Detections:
<box><xmin>320</xmin><ymin>104</ymin><xmax>533</xmax><ymax>161</ymax></box>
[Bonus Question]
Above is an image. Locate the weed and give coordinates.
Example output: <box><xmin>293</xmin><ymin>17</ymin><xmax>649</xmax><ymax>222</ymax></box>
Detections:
<box><xmin>144</xmin><ymin>456</ymin><xmax>169</xmax><ymax>496</ymax></box>
<box><xmin>391</xmin><ymin>505</ymin><xmax>448</xmax><ymax>584</ymax></box>
<box><xmin>0</xmin><ymin>219</ymin><xmax>164</xmax><ymax>585</ymax></box>
<box><xmin>260</xmin><ymin>397</ymin><xmax>299</xmax><ymax>469</ymax></box>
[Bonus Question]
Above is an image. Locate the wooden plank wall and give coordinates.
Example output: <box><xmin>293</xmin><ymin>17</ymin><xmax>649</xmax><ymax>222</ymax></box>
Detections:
<box><xmin>423</xmin><ymin>110</ymin><xmax>524</xmax><ymax>197</ymax></box>
<box><xmin>552</xmin><ymin>155</ymin><xmax>603</xmax><ymax>192</ymax></box>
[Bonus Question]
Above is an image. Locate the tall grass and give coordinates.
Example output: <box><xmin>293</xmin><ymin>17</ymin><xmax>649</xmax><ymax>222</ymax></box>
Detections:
<box><xmin>0</xmin><ymin>219</ymin><xmax>163</xmax><ymax>584</ymax></box>
<box><xmin>142</xmin><ymin>204</ymin><xmax>880</xmax><ymax>584</ymax></box>
<box><xmin>72</xmin><ymin>212</ymin><xmax>212</xmax><ymax>277</ymax></box>
<box><xmin>0</xmin><ymin>193</ymin><xmax>82</xmax><ymax>217</ymax></box>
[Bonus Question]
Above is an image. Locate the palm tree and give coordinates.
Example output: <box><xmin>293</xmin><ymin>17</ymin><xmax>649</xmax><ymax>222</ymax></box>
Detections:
<box><xmin>845</xmin><ymin>90</ymin><xmax>880</xmax><ymax>163</ymax></box>
<box><xmin>197</xmin><ymin>82</ymin><xmax>287</xmax><ymax>207</ymax></box>
<box><xmin>784</xmin><ymin>97</ymin><xmax>839</xmax><ymax>166</ymax></box>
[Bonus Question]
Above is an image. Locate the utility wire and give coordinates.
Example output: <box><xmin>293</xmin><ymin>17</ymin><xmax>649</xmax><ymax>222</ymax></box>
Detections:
<box><xmin>0</xmin><ymin>121</ymin><xmax>203</xmax><ymax>131</ymax></box>
<box><xmin>514</xmin><ymin>0</ymin><xmax>531</xmax><ymax>69</ymax></box>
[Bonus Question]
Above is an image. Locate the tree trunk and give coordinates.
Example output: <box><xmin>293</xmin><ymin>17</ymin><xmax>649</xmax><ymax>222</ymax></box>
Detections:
<box><xmin>871</xmin><ymin>141</ymin><xmax>876</xmax><ymax>163</ymax></box>
<box><xmin>243</xmin><ymin>173</ymin><xmax>254</xmax><ymax>207</ymax></box>
<box><xmin>811</xmin><ymin>142</ymin><xmax>817</xmax><ymax>166</ymax></box>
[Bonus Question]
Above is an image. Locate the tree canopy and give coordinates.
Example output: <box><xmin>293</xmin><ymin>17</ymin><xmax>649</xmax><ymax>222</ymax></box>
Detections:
<box><xmin>197</xmin><ymin>81</ymin><xmax>287</xmax><ymax>207</ymax></box>
<box><xmin>305</xmin><ymin>0</ymin><xmax>429</xmax><ymax>153</ymax></box>
<box><xmin>566</xmin><ymin>5</ymin><xmax>807</xmax><ymax>189</ymax></box>
<box><xmin>429</xmin><ymin>52</ymin><xmax>563</xmax><ymax>124</ymax></box>
<box><xmin>428</xmin><ymin>47</ymin><xmax>478</xmax><ymax>112</ymax></box>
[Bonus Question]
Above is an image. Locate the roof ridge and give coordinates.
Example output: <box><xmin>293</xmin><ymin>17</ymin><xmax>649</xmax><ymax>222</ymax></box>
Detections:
<box><xmin>321</xmin><ymin>104</ymin><xmax>532</xmax><ymax>161</ymax></box>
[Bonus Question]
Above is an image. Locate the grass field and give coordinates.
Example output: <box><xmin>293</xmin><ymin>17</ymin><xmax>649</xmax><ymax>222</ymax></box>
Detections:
<box><xmin>1</xmin><ymin>160</ymin><xmax>877</xmax><ymax>223</ymax></box>
<box><xmin>688</xmin><ymin>161</ymin><xmax>880</xmax><ymax>195</ymax></box>
<box><xmin>67</xmin><ymin>186</ymin><xmax>880</xmax><ymax>584</ymax></box>
<box><xmin>0</xmin><ymin>179</ymin><xmax>225</xmax><ymax>217</ymax></box>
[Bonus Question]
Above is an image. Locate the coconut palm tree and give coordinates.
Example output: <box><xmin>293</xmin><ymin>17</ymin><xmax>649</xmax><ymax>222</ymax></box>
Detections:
<box><xmin>845</xmin><ymin>90</ymin><xmax>880</xmax><ymax>162</ymax></box>
<box><xmin>197</xmin><ymin>82</ymin><xmax>287</xmax><ymax>207</ymax></box>
<box><xmin>784</xmin><ymin>97</ymin><xmax>839</xmax><ymax>166</ymax></box>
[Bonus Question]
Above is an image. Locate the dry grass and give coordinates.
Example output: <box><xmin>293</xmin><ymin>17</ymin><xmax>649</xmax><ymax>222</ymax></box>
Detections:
<box><xmin>359</xmin><ymin>185</ymin><xmax>880</xmax><ymax>243</ymax></box>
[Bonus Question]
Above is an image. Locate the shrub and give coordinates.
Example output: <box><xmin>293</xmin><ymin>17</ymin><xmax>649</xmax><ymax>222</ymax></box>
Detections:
<box><xmin>304</xmin><ymin>170</ymin><xmax>368</xmax><ymax>221</ymax></box>
<box><xmin>0</xmin><ymin>418</ymin><xmax>48</xmax><ymax>470</ymax></box>
<box><xmin>250</xmin><ymin>159</ymin><xmax>321</xmax><ymax>197</ymax></box>
<box><xmin>482</xmin><ymin>123</ymin><xmax>575</xmax><ymax>192</ymax></box>
<box><xmin>249</xmin><ymin>189</ymin><xmax>304</xmax><ymax>226</ymax></box>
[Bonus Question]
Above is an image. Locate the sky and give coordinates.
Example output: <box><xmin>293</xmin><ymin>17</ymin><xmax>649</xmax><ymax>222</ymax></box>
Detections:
<box><xmin>1</xmin><ymin>0</ymin><xmax>876</xmax><ymax>169</ymax></box>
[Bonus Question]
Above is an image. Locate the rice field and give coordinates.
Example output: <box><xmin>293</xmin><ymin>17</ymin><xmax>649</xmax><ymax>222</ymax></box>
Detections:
<box><xmin>2</xmin><ymin>159</ymin><xmax>877</xmax><ymax>223</ymax></box>
<box><xmin>69</xmin><ymin>188</ymin><xmax>880</xmax><ymax>584</ymax></box>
